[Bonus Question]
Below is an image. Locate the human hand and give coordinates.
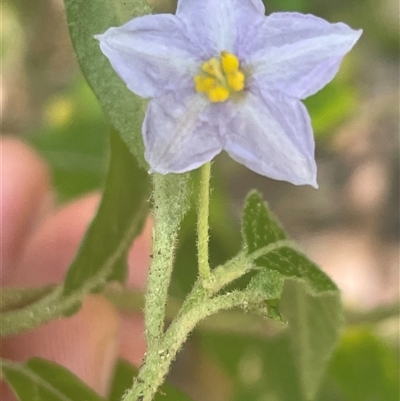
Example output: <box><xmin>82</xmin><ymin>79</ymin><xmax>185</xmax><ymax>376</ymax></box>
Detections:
<box><xmin>1</xmin><ymin>137</ymin><xmax>151</xmax><ymax>400</ymax></box>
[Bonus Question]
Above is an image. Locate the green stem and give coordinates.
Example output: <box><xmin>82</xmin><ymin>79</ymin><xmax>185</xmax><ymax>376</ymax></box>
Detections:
<box><xmin>144</xmin><ymin>174</ymin><xmax>182</xmax><ymax>345</ymax></box>
<box><xmin>125</xmin><ymin>290</ymin><xmax>256</xmax><ymax>401</ymax></box>
<box><xmin>197</xmin><ymin>162</ymin><xmax>212</xmax><ymax>283</ymax></box>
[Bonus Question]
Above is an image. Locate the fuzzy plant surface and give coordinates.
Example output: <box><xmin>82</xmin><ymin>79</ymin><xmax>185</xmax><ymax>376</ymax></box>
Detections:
<box><xmin>1</xmin><ymin>1</ymin><xmax>366</xmax><ymax>401</ymax></box>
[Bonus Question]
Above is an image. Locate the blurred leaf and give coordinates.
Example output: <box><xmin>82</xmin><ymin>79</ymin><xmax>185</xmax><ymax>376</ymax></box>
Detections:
<box><xmin>63</xmin><ymin>0</ymin><xmax>151</xmax><ymax>166</ymax></box>
<box><xmin>109</xmin><ymin>359</ymin><xmax>194</xmax><ymax>401</ymax></box>
<box><xmin>201</xmin><ymin>332</ymin><xmax>307</xmax><ymax>401</ymax></box>
<box><xmin>329</xmin><ymin>328</ymin><xmax>400</xmax><ymax>401</ymax></box>
<box><xmin>280</xmin><ymin>279</ymin><xmax>343</xmax><ymax>400</ymax></box>
<box><xmin>2</xmin><ymin>358</ymin><xmax>104</xmax><ymax>401</ymax></box>
<box><xmin>63</xmin><ymin>128</ymin><xmax>149</xmax><ymax>297</ymax></box>
<box><xmin>30</xmin><ymin>79</ymin><xmax>108</xmax><ymax>201</ymax></box>
<box><xmin>265</xmin><ymin>0</ymin><xmax>309</xmax><ymax>13</ymax></box>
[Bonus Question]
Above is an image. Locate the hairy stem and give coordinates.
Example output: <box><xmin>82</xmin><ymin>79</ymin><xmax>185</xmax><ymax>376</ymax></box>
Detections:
<box><xmin>197</xmin><ymin>162</ymin><xmax>212</xmax><ymax>283</ymax></box>
<box><xmin>144</xmin><ymin>174</ymin><xmax>187</xmax><ymax>345</ymax></box>
<box><xmin>125</xmin><ymin>290</ymin><xmax>256</xmax><ymax>401</ymax></box>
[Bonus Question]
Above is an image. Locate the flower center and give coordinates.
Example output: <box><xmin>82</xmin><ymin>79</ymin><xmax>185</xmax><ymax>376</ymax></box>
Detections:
<box><xmin>194</xmin><ymin>52</ymin><xmax>245</xmax><ymax>103</ymax></box>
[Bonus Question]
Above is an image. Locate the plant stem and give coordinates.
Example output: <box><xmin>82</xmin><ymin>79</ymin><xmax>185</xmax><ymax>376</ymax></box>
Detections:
<box><xmin>197</xmin><ymin>162</ymin><xmax>212</xmax><ymax>283</ymax></box>
<box><xmin>144</xmin><ymin>174</ymin><xmax>185</xmax><ymax>345</ymax></box>
<box><xmin>125</xmin><ymin>290</ymin><xmax>255</xmax><ymax>401</ymax></box>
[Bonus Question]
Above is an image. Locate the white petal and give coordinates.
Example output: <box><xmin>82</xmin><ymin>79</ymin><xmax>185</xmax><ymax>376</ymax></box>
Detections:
<box><xmin>223</xmin><ymin>88</ymin><xmax>317</xmax><ymax>186</ymax></box>
<box><xmin>96</xmin><ymin>14</ymin><xmax>202</xmax><ymax>98</ymax></box>
<box><xmin>244</xmin><ymin>12</ymin><xmax>362</xmax><ymax>99</ymax></box>
<box><xmin>176</xmin><ymin>0</ymin><xmax>265</xmax><ymax>55</ymax></box>
<box><xmin>143</xmin><ymin>89</ymin><xmax>223</xmax><ymax>174</ymax></box>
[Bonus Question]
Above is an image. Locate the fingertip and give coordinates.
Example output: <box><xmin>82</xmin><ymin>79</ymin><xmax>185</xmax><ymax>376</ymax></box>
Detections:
<box><xmin>1</xmin><ymin>295</ymin><xmax>120</xmax><ymax>397</ymax></box>
<box><xmin>1</xmin><ymin>137</ymin><xmax>52</xmax><ymax>285</ymax></box>
<box><xmin>12</xmin><ymin>194</ymin><xmax>100</xmax><ymax>286</ymax></box>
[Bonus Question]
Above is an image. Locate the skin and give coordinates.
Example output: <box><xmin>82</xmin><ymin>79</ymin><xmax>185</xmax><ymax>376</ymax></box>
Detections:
<box><xmin>0</xmin><ymin>137</ymin><xmax>151</xmax><ymax>399</ymax></box>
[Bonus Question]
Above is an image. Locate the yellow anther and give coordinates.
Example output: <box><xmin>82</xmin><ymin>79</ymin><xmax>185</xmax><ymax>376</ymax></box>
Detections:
<box><xmin>221</xmin><ymin>51</ymin><xmax>240</xmax><ymax>74</ymax></box>
<box><xmin>194</xmin><ymin>51</ymin><xmax>246</xmax><ymax>103</ymax></box>
<box><xmin>195</xmin><ymin>76</ymin><xmax>218</xmax><ymax>93</ymax></box>
<box><xmin>227</xmin><ymin>71</ymin><xmax>245</xmax><ymax>92</ymax></box>
<box><xmin>208</xmin><ymin>86</ymin><xmax>229</xmax><ymax>103</ymax></box>
<box><xmin>202</xmin><ymin>58</ymin><xmax>222</xmax><ymax>78</ymax></box>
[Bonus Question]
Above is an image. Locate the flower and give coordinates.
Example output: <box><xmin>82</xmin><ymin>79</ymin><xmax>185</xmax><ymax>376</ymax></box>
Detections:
<box><xmin>96</xmin><ymin>0</ymin><xmax>361</xmax><ymax>187</ymax></box>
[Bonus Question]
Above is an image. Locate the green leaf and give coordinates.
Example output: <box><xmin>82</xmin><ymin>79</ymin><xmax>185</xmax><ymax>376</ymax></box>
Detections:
<box><xmin>242</xmin><ymin>191</ymin><xmax>337</xmax><ymax>294</ymax></box>
<box><xmin>63</xmin><ymin>0</ymin><xmax>151</xmax><ymax>166</ymax></box>
<box><xmin>202</xmin><ymin>332</ymin><xmax>307</xmax><ymax>401</ymax></box>
<box><xmin>63</xmin><ymin>129</ymin><xmax>149</xmax><ymax>296</ymax></box>
<box><xmin>109</xmin><ymin>359</ymin><xmax>194</xmax><ymax>401</ymax></box>
<box><xmin>329</xmin><ymin>328</ymin><xmax>400</xmax><ymax>401</ymax></box>
<box><xmin>254</xmin><ymin>246</ymin><xmax>338</xmax><ymax>294</ymax></box>
<box><xmin>279</xmin><ymin>279</ymin><xmax>343</xmax><ymax>401</ymax></box>
<box><xmin>242</xmin><ymin>190</ymin><xmax>286</xmax><ymax>253</ymax></box>
<box><xmin>1</xmin><ymin>358</ymin><xmax>105</xmax><ymax>401</ymax></box>
<box><xmin>241</xmin><ymin>191</ymin><xmax>343</xmax><ymax>399</ymax></box>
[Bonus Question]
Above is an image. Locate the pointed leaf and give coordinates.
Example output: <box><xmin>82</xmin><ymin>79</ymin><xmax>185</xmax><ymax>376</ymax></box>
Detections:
<box><xmin>2</xmin><ymin>358</ymin><xmax>104</xmax><ymax>401</ymax></box>
<box><xmin>63</xmin><ymin>0</ymin><xmax>151</xmax><ymax>165</ymax></box>
<box><xmin>242</xmin><ymin>190</ymin><xmax>286</xmax><ymax>253</ymax></box>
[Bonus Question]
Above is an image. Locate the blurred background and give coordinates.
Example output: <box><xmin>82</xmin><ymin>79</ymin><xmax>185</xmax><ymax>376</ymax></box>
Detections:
<box><xmin>2</xmin><ymin>0</ymin><xmax>399</xmax><ymax>400</ymax></box>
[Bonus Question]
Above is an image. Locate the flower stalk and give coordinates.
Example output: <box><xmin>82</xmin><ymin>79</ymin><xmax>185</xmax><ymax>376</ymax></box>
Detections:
<box><xmin>197</xmin><ymin>162</ymin><xmax>212</xmax><ymax>284</ymax></box>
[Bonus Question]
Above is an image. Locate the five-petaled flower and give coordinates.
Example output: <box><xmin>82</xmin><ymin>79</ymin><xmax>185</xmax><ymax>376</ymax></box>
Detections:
<box><xmin>96</xmin><ymin>0</ymin><xmax>361</xmax><ymax>187</ymax></box>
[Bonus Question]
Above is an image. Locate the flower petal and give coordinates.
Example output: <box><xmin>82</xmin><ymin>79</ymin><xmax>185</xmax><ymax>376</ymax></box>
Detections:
<box><xmin>244</xmin><ymin>13</ymin><xmax>362</xmax><ymax>99</ymax></box>
<box><xmin>96</xmin><ymin>14</ymin><xmax>202</xmax><ymax>98</ymax></box>
<box><xmin>143</xmin><ymin>89</ymin><xmax>223</xmax><ymax>174</ymax></box>
<box><xmin>176</xmin><ymin>0</ymin><xmax>265</xmax><ymax>55</ymax></box>
<box><xmin>223</xmin><ymin>88</ymin><xmax>317</xmax><ymax>186</ymax></box>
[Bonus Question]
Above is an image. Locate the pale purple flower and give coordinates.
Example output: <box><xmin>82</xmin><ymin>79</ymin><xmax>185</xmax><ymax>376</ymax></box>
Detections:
<box><xmin>96</xmin><ymin>0</ymin><xmax>361</xmax><ymax>187</ymax></box>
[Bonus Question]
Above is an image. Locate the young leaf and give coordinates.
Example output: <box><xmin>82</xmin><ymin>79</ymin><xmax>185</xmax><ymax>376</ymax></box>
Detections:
<box><xmin>253</xmin><ymin>246</ymin><xmax>338</xmax><ymax>294</ymax></box>
<box><xmin>242</xmin><ymin>190</ymin><xmax>286</xmax><ymax>253</ymax></box>
<box><xmin>63</xmin><ymin>0</ymin><xmax>151</xmax><ymax>165</ymax></box>
<box><xmin>1</xmin><ymin>358</ymin><xmax>105</xmax><ymax>401</ymax></box>
<box><xmin>109</xmin><ymin>359</ymin><xmax>194</xmax><ymax>401</ymax></box>
<box><xmin>63</xmin><ymin>128</ymin><xmax>149</xmax><ymax>296</ymax></box>
<box><xmin>242</xmin><ymin>190</ymin><xmax>337</xmax><ymax>294</ymax></box>
<box><xmin>241</xmin><ymin>191</ymin><xmax>343</xmax><ymax>400</ymax></box>
<box><xmin>279</xmin><ymin>279</ymin><xmax>343</xmax><ymax>401</ymax></box>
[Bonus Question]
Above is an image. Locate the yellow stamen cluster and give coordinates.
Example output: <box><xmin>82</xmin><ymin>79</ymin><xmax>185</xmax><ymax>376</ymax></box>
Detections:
<box><xmin>194</xmin><ymin>51</ymin><xmax>245</xmax><ymax>103</ymax></box>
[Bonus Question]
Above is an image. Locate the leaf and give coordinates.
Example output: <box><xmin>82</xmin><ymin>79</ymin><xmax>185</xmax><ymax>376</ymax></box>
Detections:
<box><xmin>201</xmin><ymin>332</ymin><xmax>308</xmax><ymax>401</ymax></box>
<box><xmin>328</xmin><ymin>328</ymin><xmax>400</xmax><ymax>401</ymax></box>
<box><xmin>253</xmin><ymin>246</ymin><xmax>338</xmax><ymax>294</ymax></box>
<box><xmin>241</xmin><ymin>191</ymin><xmax>343</xmax><ymax>399</ymax></box>
<box><xmin>242</xmin><ymin>190</ymin><xmax>286</xmax><ymax>254</ymax></box>
<box><xmin>63</xmin><ymin>0</ymin><xmax>151</xmax><ymax>166</ymax></box>
<box><xmin>1</xmin><ymin>358</ymin><xmax>105</xmax><ymax>401</ymax></box>
<box><xmin>279</xmin><ymin>279</ymin><xmax>343</xmax><ymax>401</ymax></box>
<box><xmin>109</xmin><ymin>359</ymin><xmax>194</xmax><ymax>401</ymax></box>
<box><xmin>63</xmin><ymin>128</ymin><xmax>149</xmax><ymax>296</ymax></box>
<box><xmin>242</xmin><ymin>191</ymin><xmax>337</xmax><ymax>294</ymax></box>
